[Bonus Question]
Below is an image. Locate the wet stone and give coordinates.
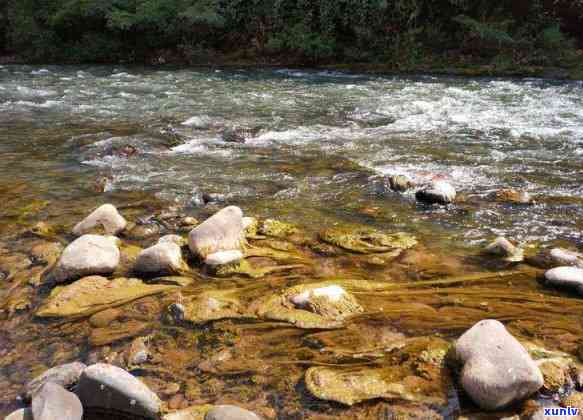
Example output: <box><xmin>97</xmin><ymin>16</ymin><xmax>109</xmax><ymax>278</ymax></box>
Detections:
<box><xmin>89</xmin><ymin>308</ymin><xmax>123</xmax><ymax>328</ymax></box>
<box><xmin>544</xmin><ymin>267</ymin><xmax>583</xmax><ymax>295</ymax></box>
<box><xmin>4</xmin><ymin>408</ymin><xmax>33</xmax><ymax>420</ymax></box>
<box><xmin>72</xmin><ymin>204</ymin><xmax>127</xmax><ymax>236</ymax></box>
<box><xmin>31</xmin><ymin>382</ymin><xmax>83</xmax><ymax>420</ymax></box>
<box><xmin>454</xmin><ymin>319</ymin><xmax>543</xmax><ymax>410</ymax></box>
<box><xmin>90</xmin><ymin>320</ymin><xmax>150</xmax><ymax>346</ymax></box>
<box><xmin>188</xmin><ymin>206</ymin><xmax>245</xmax><ymax>259</ymax></box>
<box><xmin>416</xmin><ymin>181</ymin><xmax>456</xmax><ymax>205</ymax></box>
<box><xmin>77</xmin><ymin>363</ymin><xmax>161</xmax><ymax>419</ymax></box>
<box><xmin>25</xmin><ymin>361</ymin><xmax>86</xmax><ymax>400</ymax></box>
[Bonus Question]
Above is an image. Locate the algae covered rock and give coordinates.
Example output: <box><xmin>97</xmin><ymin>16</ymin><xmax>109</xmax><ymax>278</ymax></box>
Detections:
<box><xmin>77</xmin><ymin>363</ymin><xmax>161</xmax><ymax>419</ymax></box>
<box><xmin>305</xmin><ymin>337</ymin><xmax>453</xmax><ymax>407</ymax></box>
<box><xmin>254</xmin><ymin>282</ymin><xmax>363</xmax><ymax>329</ymax></box>
<box><xmin>72</xmin><ymin>204</ymin><xmax>127</xmax><ymax>236</ymax></box>
<box><xmin>36</xmin><ymin>276</ymin><xmax>176</xmax><ymax>318</ymax></box>
<box><xmin>258</xmin><ymin>219</ymin><xmax>299</xmax><ymax>238</ymax></box>
<box><xmin>169</xmin><ymin>290</ymin><xmax>248</xmax><ymax>324</ymax></box>
<box><xmin>50</xmin><ymin>235</ymin><xmax>120</xmax><ymax>283</ymax></box>
<box><xmin>319</xmin><ymin>226</ymin><xmax>417</xmax><ymax>254</ymax></box>
<box><xmin>454</xmin><ymin>319</ymin><xmax>543</xmax><ymax>410</ymax></box>
<box><xmin>188</xmin><ymin>206</ymin><xmax>245</xmax><ymax>259</ymax></box>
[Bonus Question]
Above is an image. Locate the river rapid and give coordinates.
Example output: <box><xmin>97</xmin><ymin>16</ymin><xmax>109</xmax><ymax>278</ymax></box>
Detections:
<box><xmin>0</xmin><ymin>65</ymin><xmax>583</xmax><ymax>419</ymax></box>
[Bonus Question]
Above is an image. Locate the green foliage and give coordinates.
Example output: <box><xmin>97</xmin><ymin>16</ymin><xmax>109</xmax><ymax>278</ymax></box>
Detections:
<box><xmin>1</xmin><ymin>0</ymin><xmax>581</xmax><ymax>66</ymax></box>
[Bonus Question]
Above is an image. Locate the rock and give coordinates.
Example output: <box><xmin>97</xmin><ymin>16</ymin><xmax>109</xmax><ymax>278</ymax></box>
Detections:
<box><xmin>539</xmin><ymin>360</ymin><xmax>569</xmax><ymax>393</ymax></box>
<box><xmin>242</xmin><ymin>217</ymin><xmax>259</xmax><ymax>238</ymax></box>
<box><xmin>416</xmin><ymin>181</ymin><xmax>456</xmax><ymax>205</ymax></box>
<box><xmin>205</xmin><ymin>405</ymin><xmax>262</xmax><ymax>420</ymax></box>
<box><xmin>127</xmin><ymin>337</ymin><xmax>150</xmax><ymax>366</ymax></box>
<box><xmin>31</xmin><ymin>382</ymin><xmax>83</xmax><ymax>420</ymax></box>
<box><xmin>30</xmin><ymin>242</ymin><xmax>63</xmax><ymax>265</ymax></box>
<box><xmin>484</xmin><ymin>237</ymin><xmax>524</xmax><ymax>262</ymax></box>
<box><xmin>221</xmin><ymin>127</ymin><xmax>246</xmax><ymax>143</ymax></box>
<box><xmin>77</xmin><ymin>363</ymin><xmax>161</xmax><ymax>419</ymax></box>
<box><xmin>36</xmin><ymin>276</ymin><xmax>176</xmax><ymax>318</ymax></box>
<box><xmin>188</xmin><ymin>206</ymin><xmax>245</xmax><ymax>259</ymax></box>
<box><xmin>205</xmin><ymin>250</ymin><xmax>244</xmax><ymax>266</ymax></box>
<box><xmin>50</xmin><ymin>235</ymin><xmax>120</xmax><ymax>283</ymax></box>
<box><xmin>163</xmin><ymin>405</ymin><xmax>214</xmax><ymax>420</ymax></box>
<box><xmin>531</xmin><ymin>248</ymin><xmax>583</xmax><ymax>269</ymax></box>
<box><xmin>319</xmin><ymin>226</ymin><xmax>417</xmax><ymax>254</ymax></box>
<box><xmin>289</xmin><ymin>285</ymin><xmax>362</xmax><ymax>319</ymax></box>
<box><xmin>4</xmin><ymin>408</ymin><xmax>33</xmax><ymax>420</ymax></box>
<box><xmin>89</xmin><ymin>320</ymin><xmax>150</xmax><ymax>346</ymax></box>
<box><xmin>158</xmin><ymin>234</ymin><xmax>187</xmax><ymax>246</ymax></box>
<box><xmin>72</xmin><ymin>204</ymin><xmax>127</xmax><ymax>236</ymax></box>
<box><xmin>258</xmin><ymin>219</ymin><xmax>298</xmax><ymax>238</ymax></box>
<box><xmin>561</xmin><ymin>392</ymin><xmax>583</xmax><ymax>412</ymax></box>
<box><xmin>89</xmin><ymin>308</ymin><xmax>123</xmax><ymax>328</ymax></box>
<box><xmin>544</xmin><ymin>267</ymin><xmax>583</xmax><ymax>294</ymax></box>
<box><xmin>388</xmin><ymin>175</ymin><xmax>414</xmax><ymax>192</ymax></box>
<box><xmin>127</xmin><ymin>222</ymin><xmax>161</xmax><ymax>240</ymax></box>
<box><xmin>25</xmin><ymin>361</ymin><xmax>86</xmax><ymax>400</ymax></box>
<box><xmin>454</xmin><ymin>319</ymin><xmax>543</xmax><ymax>410</ymax></box>
<box><xmin>494</xmin><ymin>189</ymin><xmax>533</xmax><ymax>205</ymax></box>
<box><xmin>135</xmin><ymin>242</ymin><xmax>185</xmax><ymax>276</ymax></box>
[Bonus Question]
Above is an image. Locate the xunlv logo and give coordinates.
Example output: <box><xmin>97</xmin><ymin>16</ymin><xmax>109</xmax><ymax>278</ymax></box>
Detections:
<box><xmin>543</xmin><ymin>407</ymin><xmax>580</xmax><ymax>417</ymax></box>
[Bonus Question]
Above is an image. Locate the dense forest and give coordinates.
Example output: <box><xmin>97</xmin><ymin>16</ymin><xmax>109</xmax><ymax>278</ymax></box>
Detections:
<box><xmin>1</xmin><ymin>0</ymin><xmax>582</xmax><ymax>71</ymax></box>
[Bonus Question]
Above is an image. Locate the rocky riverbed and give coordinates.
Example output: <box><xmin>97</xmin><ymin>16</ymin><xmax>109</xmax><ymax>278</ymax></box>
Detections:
<box><xmin>1</xmin><ymin>66</ymin><xmax>583</xmax><ymax>419</ymax></box>
<box><xmin>1</xmin><ymin>199</ymin><xmax>583</xmax><ymax>419</ymax></box>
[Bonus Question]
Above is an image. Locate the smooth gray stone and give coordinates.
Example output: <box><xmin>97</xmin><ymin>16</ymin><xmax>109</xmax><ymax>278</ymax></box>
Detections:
<box><xmin>25</xmin><ymin>361</ymin><xmax>86</xmax><ymax>400</ymax></box>
<box><xmin>5</xmin><ymin>408</ymin><xmax>33</xmax><ymax>420</ymax></box>
<box><xmin>77</xmin><ymin>363</ymin><xmax>161</xmax><ymax>419</ymax></box>
<box><xmin>205</xmin><ymin>405</ymin><xmax>262</xmax><ymax>420</ymax></box>
<box><xmin>31</xmin><ymin>382</ymin><xmax>82</xmax><ymax>420</ymax></box>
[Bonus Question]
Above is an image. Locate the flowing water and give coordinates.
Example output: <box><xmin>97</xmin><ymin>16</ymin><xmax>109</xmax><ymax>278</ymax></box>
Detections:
<box><xmin>1</xmin><ymin>65</ymin><xmax>583</xmax><ymax>419</ymax></box>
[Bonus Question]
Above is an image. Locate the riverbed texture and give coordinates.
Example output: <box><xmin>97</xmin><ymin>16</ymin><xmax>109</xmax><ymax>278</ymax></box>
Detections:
<box><xmin>1</xmin><ymin>65</ymin><xmax>583</xmax><ymax>419</ymax></box>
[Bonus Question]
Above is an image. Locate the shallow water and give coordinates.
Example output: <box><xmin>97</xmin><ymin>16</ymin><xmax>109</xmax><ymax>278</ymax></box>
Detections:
<box><xmin>0</xmin><ymin>65</ymin><xmax>582</xmax><ymax>418</ymax></box>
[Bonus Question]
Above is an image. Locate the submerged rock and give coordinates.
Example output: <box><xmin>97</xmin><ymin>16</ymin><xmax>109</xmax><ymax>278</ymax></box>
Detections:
<box><xmin>493</xmin><ymin>189</ymin><xmax>533</xmax><ymax>205</ymax></box>
<box><xmin>89</xmin><ymin>320</ymin><xmax>150</xmax><ymax>346</ymax></box>
<box><xmin>36</xmin><ymin>276</ymin><xmax>176</xmax><ymax>318</ymax></box>
<box><xmin>126</xmin><ymin>222</ymin><xmax>161</xmax><ymax>240</ymax></box>
<box><xmin>89</xmin><ymin>308</ymin><xmax>123</xmax><ymax>328</ymax></box>
<box><xmin>205</xmin><ymin>405</ymin><xmax>262</xmax><ymax>420</ymax></box>
<box><xmin>258</xmin><ymin>219</ymin><xmax>299</xmax><ymax>238</ymax></box>
<box><xmin>416</xmin><ymin>181</ymin><xmax>456</xmax><ymax>205</ymax></box>
<box><xmin>188</xmin><ymin>206</ymin><xmax>245</xmax><ymax>259</ymax></box>
<box><xmin>484</xmin><ymin>237</ymin><xmax>524</xmax><ymax>262</ymax></box>
<box><xmin>544</xmin><ymin>267</ymin><xmax>583</xmax><ymax>294</ymax></box>
<box><xmin>77</xmin><ymin>363</ymin><xmax>161</xmax><ymax>419</ymax></box>
<box><xmin>221</xmin><ymin>127</ymin><xmax>247</xmax><ymax>143</ymax></box>
<box><xmin>135</xmin><ymin>242</ymin><xmax>185</xmax><ymax>276</ymax></box>
<box><xmin>182</xmin><ymin>115</ymin><xmax>213</xmax><ymax>129</ymax></box>
<box><xmin>242</xmin><ymin>217</ymin><xmax>259</xmax><ymax>238</ymax></box>
<box><xmin>454</xmin><ymin>319</ymin><xmax>543</xmax><ymax>410</ymax></box>
<box><xmin>319</xmin><ymin>226</ymin><xmax>417</xmax><ymax>254</ymax></box>
<box><xmin>255</xmin><ymin>282</ymin><xmax>363</xmax><ymax>329</ymax></box>
<box><xmin>25</xmin><ymin>361</ymin><xmax>86</xmax><ymax>400</ymax></box>
<box><xmin>72</xmin><ymin>204</ymin><xmax>127</xmax><ymax>236</ymax></box>
<box><xmin>32</xmin><ymin>382</ymin><xmax>83</xmax><ymax>420</ymax></box>
<box><xmin>158</xmin><ymin>234</ymin><xmax>187</xmax><ymax>246</ymax></box>
<box><xmin>305</xmin><ymin>337</ymin><xmax>452</xmax><ymax>407</ymax></box>
<box><xmin>50</xmin><ymin>235</ymin><xmax>120</xmax><ymax>283</ymax></box>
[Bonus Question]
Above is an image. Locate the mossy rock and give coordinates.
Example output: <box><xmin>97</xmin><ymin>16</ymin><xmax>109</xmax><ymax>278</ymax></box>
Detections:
<box><xmin>305</xmin><ymin>337</ymin><xmax>452</xmax><ymax>406</ymax></box>
<box><xmin>539</xmin><ymin>360</ymin><xmax>569</xmax><ymax>393</ymax></box>
<box><xmin>258</xmin><ymin>219</ymin><xmax>299</xmax><ymax>238</ymax></box>
<box><xmin>89</xmin><ymin>320</ymin><xmax>150</xmax><ymax>346</ymax></box>
<box><xmin>36</xmin><ymin>276</ymin><xmax>177</xmax><ymax>318</ymax></box>
<box><xmin>319</xmin><ymin>226</ymin><xmax>417</xmax><ymax>254</ymax></box>
<box><xmin>176</xmin><ymin>290</ymin><xmax>251</xmax><ymax>324</ymax></box>
<box><xmin>252</xmin><ymin>282</ymin><xmax>363</xmax><ymax>329</ymax></box>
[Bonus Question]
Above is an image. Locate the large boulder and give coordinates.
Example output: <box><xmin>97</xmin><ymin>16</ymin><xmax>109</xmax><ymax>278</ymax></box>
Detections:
<box><xmin>77</xmin><ymin>363</ymin><xmax>161</xmax><ymax>419</ymax></box>
<box><xmin>50</xmin><ymin>235</ymin><xmax>120</xmax><ymax>283</ymax></box>
<box><xmin>25</xmin><ymin>361</ymin><xmax>86</xmax><ymax>400</ymax></box>
<box><xmin>189</xmin><ymin>206</ymin><xmax>244</xmax><ymax>259</ymax></box>
<box><xmin>454</xmin><ymin>319</ymin><xmax>543</xmax><ymax>410</ymax></box>
<box><xmin>205</xmin><ymin>405</ymin><xmax>262</xmax><ymax>420</ymax></box>
<box><xmin>36</xmin><ymin>276</ymin><xmax>176</xmax><ymax>318</ymax></box>
<box><xmin>416</xmin><ymin>181</ymin><xmax>456</xmax><ymax>205</ymax></box>
<box><xmin>134</xmin><ymin>242</ymin><xmax>185</xmax><ymax>275</ymax></box>
<box><xmin>72</xmin><ymin>204</ymin><xmax>127</xmax><ymax>236</ymax></box>
<box><xmin>31</xmin><ymin>382</ymin><xmax>83</xmax><ymax>420</ymax></box>
<box><xmin>544</xmin><ymin>267</ymin><xmax>583</xmax><ymax>294</ymax></box>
